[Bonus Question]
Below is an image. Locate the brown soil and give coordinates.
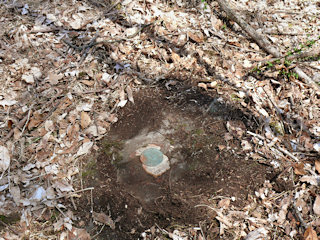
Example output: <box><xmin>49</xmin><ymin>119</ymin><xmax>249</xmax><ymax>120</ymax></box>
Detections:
<box><xmin>74</xmin><ymin>85</ymin><xmax>273</xmax><ymax>239</ymax></box>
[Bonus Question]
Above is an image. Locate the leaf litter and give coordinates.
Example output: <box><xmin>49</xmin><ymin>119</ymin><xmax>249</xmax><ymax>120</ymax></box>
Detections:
<box><xmin>0</xmin><ymin>0</ymin><xmax>319</xmax><ymax>239</ymax></box>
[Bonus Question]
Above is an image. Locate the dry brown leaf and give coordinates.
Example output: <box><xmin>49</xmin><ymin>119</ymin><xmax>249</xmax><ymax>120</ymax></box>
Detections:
<box><xmin>0</xmin><ymin>146</ymin><xmax>10</xmax><ymax>173</ymax></box>
<box><xmin>209</xmin><ymin>81</ymin><xmax>217</xmax><ymax>88</ymax></box>
<box><xmin>81</xmin><ymin>80</ymin><xmax>95</xmax><ymax>86</ymax></box>
<box><xmin>171</xmin><ymin>52</ymin><xmax>181</xmax><ymax>63</ymax></box>
<box><xmin>188</xmin><ymin>31</ymin><xmax>204</xmax><ymax>43</ymax></box>
<box><xmin>226</xmin><ymin>120</ymin><xmax>246</xmax><ymax>138</ymax></box>
<box><xmin>48</xmin><ymin>73</ymin><xmax>63</xmax><ymax>85</ymax></box>
<box><xmin>198</xmin><ymin>82</ymin><xmax>207</xmax><ymax>90</ymax></box>
<box><xmin>107</xmin><ymin>114</ymin><xmax>118</xmax><ymax>123</ymax></box>
<box><xmin>228</xmin><ymin>41</ymin><xmax>241</xmax><ymax>47</ymax></box>
<box><xmin>294</xmin><ymin>162</ymin><xmax>307</xmax><ymax>176</ymax></box>
<box><xmin>13</xmin><ymin>127</ymin><xmax>21</xmax><ymax>140</ymax></box>
<box><xmin>28</xmin><ymin>112</ymin><xmax>44</xmax><ymax>130</ymax></box>
<box><xmin>218</xmin><ymin>199</ymin><xmax>230</xmax><ymax>209</ymax></box>
<box><xmin>315</xmin><ymin>160</ymin><xmax>320</xmax><ymax>174</ymax></box>
<box><xmin>313</xmin><ymin>195</ymin><xmax>320</xmax><ymax>216</ymax></box>
<box><xmin>303</xmin><ymin>226</ymin><xmax>318</xmax><ymax>240</ymax></box>
<box><xmin>76</xmin><ymin>141</ymin><xmax>93</xmax><ymax>156</ymax></box>
<box><xmin>68</xmin><ymin>227</ymin><xmax>91</xmax><ymax>240</ymax></box>
<box><xmin>80</xmin><ymin>112</ymin><xmax>91</xmax><ymax>129</ymax></box>
<box><xmin>67</xmin><ymin>124</ymin><xmax>80</xmax><ymax>141</ymax></box>
<box><xmin>92</xmin><ymin>212</ymin><xmax>115</xmax><ymax>229</ymax></box>
<box><xmin>126</xmin><ymin>85</ymin><xmax>134</xmax><ymax>103</ymax></box>
<box><xmin>300</xmin><ymin>176</ymin><xmax>319</xmax><ymax>186</ymax></box>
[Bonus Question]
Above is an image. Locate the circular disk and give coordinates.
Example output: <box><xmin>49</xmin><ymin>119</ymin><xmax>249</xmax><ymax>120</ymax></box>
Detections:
<box><xmin>140</xmin><ymin>148</ymin><xmax>163</xmax><ymax>167</ymax></box>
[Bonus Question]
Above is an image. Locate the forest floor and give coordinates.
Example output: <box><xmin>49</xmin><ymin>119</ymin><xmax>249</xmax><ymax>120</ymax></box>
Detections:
<box><xmin>0</xmin><ymin>0</ymin><xmax>320</xmax><ymax>239</ymax></box>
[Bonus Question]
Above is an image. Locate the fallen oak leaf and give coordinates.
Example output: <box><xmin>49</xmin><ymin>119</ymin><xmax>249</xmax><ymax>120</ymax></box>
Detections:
<box><xmin>303</xmin><ymin>226</ymin><xmax>318</xmax><ymax>240</ymax></box>
<box><xmin>294</xmin><ymin>162</ymin><xmax>307</xmax><ymax>176</ymax></box>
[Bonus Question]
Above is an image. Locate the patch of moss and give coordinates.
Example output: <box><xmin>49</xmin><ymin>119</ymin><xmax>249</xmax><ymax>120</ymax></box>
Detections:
<box><xmin>102</xmin><ymin>140</ymin><xmax>124</xmax><ymax>165</ymax></box>
<box><xmin>192</xmin><ymin>128</ymin><xmax>204</xmax><ymax>136</ymax></box>
<box><xmin>50</xmin><ymin>209</ymin><xmax>60</xmax><ymax>222</ymax></box>
<box><xmin>82</xmin><ymin>159</ymin><xmax>97</xmax><ymax>178</ymax></box>
<box><xmin>0</xmin><ymin>213</ymin><xmax>20</xmax><ymax>225</ymax></box>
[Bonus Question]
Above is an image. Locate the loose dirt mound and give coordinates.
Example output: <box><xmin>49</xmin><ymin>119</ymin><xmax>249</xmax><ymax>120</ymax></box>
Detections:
<box><xmin>76</xmin><ymin>86</ymin><xmax>272</xmax><ymax>239</ymax></box>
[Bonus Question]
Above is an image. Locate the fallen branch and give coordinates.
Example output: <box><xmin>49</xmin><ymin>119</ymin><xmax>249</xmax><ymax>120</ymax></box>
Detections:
<box><xmin>215</xmin><ymin>0</ymin><xmax>320</xmax><ymax>90</ymax></box>
<box><xmin>216</xmin><ymin>0</ymin><xmax>280</xmax><ymax>57</ymax></box>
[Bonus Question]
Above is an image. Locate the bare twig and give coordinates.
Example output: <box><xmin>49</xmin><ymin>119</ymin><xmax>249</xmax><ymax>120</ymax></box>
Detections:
<box><xmin>105</xmin><ymin>0</ymin><xmax>122</xmax><ymax>14</ymax></box>
<box><xmin>4</xmin><ymin>112</ymin><xmax>32</xmax><ymax>141</ymax></box>
<box><xmin>292</xmin><ymin>201</ymin><xmax>307</xmax><ymax>229</ymax></box>
<box><xmin>247</xmin><ymin>131</ymin><xmax>299</xmax><ymax>161</ymax></box>
<box><xmin>20</xmin><ymin>104</ymin><xmax>33</xmax><ymax>136</ymax></box>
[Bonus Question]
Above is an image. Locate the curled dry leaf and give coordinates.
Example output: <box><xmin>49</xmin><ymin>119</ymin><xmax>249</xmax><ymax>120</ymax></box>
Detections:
<box><xmin>198</xmin><ymin>82</ymin><xmax>207</xmax><ymax>90</ymax></box>
<box><xmin>188</xmin><ymin>31</ymin><xmax>204</xmax><ymax>43</ymax></box>
<box><xmin>126</xmin><ymin>85</ymin><xmax>134</xmax><ymax>103</ymax></box>
<box><xmin>241</xmin><ymin>140</ymin><xmax>252</xmax><ymax>151</ymax></box>
<box><xmin>171</xmin><ymin>52</ymin><xmax>181</xmax><ymax>63</ymax></box>
<box><xmin>313</xmin><ymin>195</ymin><xmax>320</xmax><ymax>216</ymax></box>
<box><xmin>68</xmin><ymin>227</ymin><xmax>91</xmax><ymax>240</ymax></box>
<box><xmin>117</xmin><ymin>100</ymin><xmax>128</xmax><ymax>108</ymax></box>
<box><xmin>300</xmin><ymin>176</ymin><xmax>320</xmax><ymax>186</ymax></box>
<box><xmin>80</xmin><ymin>112</ymin><xmax>91</xmax><ymax>129</ymax></box>
<box><xmin>76</xmin><ymin>141</ymin><xmax>93</xmax><ymax>157</ymax></box>
<box><xmin>0</xmin><ymin>146</ymin><xmax>10</xmax><ymax>172</ymax></box>
<box><xmin>218</xmin><ymin>198</ymin><xmax>230</xmax><ymax>209</ymax></box>
<box><xmin>315</xmin><ymin>160</ymin><xmax>320</xmax><ymax>174</ymax></box>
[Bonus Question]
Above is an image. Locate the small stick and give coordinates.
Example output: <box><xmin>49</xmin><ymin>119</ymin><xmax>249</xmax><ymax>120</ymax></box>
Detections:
<box><xmin>292</xmin><ymin>201</ymin><xmax>307</xmax><ymax>229</ymax></box>
<box><xmin>4</xmin><ymin>113</ymin><xmax>30</xmax><ymax>141</ymax></box>
<box><xmin>92</xmin><ymin>224</ymin><xmax>106</xmax><ymax>239</ymax></box>
<box><xmin>199</xmin><ymin>221</ymin><xmax>207</xmax><ymax>240</ymax></box>
<box><xmin>54</xmin><ymin>187</ymin><xmax>94</xmax><ymax>200</ymax></box>
<box><xmin>70</xmin><ymin>196</ymin><xmax>77</xmax><ymax>210</ymax></box>
<box><xmin>55</xmin><ymin>205</ymin><xmax>67</xmax><ymax>218</ymax></box>
<box><xmin>277</xmin><ymin>146</ymin><xmax>299</xmax><ymax>162</ymax></box>
<box><xmin>0</xmin><ymin>219</ymin><xmax>19</xmax><ymax>236</ymax></box>
<box><xmin>90</xmin><ymin>188</ymin><xmax>94</xmax><ymax>214</ymax></box>
<box><xmin>20</xmin><ymin>104</ymin><xmax>33</xmax><ymax>136</ymax></box>
<box><xmin>247</xmin><ymin>131</ymin><xmax>300</xmax><ymax>162</ymax></box>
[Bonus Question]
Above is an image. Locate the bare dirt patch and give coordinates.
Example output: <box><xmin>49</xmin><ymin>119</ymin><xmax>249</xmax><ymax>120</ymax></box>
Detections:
<box><xmin>74</xmin><ymin>86</ymin><xmax>273</xmax><ymax>239</ymax></box>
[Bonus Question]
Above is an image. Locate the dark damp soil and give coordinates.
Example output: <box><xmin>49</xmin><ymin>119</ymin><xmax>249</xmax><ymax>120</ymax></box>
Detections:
<box><xmin>73</xmin><ymin>85</ymin><xmax>273</xmax><ymax>239</ymax></box>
